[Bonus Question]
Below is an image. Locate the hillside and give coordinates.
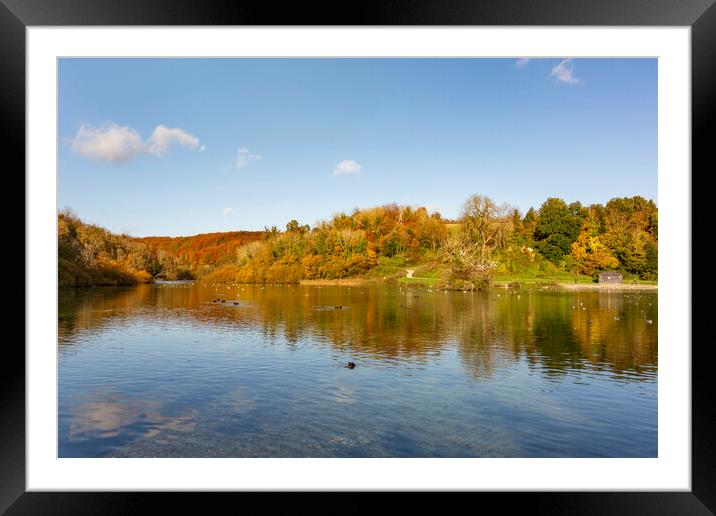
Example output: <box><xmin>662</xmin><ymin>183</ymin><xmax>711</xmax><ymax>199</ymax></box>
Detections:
<box><xmin>58</xmin><ymin>209</ymin><xmax>262</xmax><ymax>286</ymax></box>
<box><xmin>135</xmin><ymin>231</ymin><xmax>262</xmax><ymax>279</ymax></box>
<box><xmin>59</xmin><ymin>194</ymin><xmax>657</xmax><ymax>289</ymax></box>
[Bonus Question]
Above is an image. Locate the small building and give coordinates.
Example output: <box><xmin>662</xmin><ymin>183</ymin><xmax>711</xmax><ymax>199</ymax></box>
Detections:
<box><xmin>598</xmin><ymin>272</ymin><xmax>623</xmax><ymax>284</ymax></box>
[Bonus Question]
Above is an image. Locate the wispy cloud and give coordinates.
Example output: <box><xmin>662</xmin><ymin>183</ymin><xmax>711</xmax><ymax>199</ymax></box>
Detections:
<box><xmin>515</xmin><ymin>58</ymin><xmax>531</xmax><ymax>69</ymax></box>
<box><xmin>71</xmin><ymin>122</ymin><xmax>202</xmax><ymax>164</ymax></box>
<box><xmin>235</xmin><ymin>147</ymin><xmax>262</xmax><ymax>169</ymax></box>
<box><xmin>223</xmin><ymin>207</ymin><xmax>235</xmax><ymax>217</ymax></box>
<box><xmin>550</xmin><ymin>59</ymin><xmax>581</xmax><ymax>85</ymax></box>
<box><xmin>146</xmin><ymin>125</ymin><xmax>201</xmax><ymax>156</ymax></box>
<box><xmin>333</xmin><ymin>159</ymin><xmax>362</xmax><ymax>176</ymax></box>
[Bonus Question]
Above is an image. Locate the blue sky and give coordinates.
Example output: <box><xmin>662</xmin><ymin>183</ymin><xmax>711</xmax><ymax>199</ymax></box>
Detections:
<box><xmin>58</xmin><ymin>58</ymin><xmax>657</xmax><ymax>237</ymax></box>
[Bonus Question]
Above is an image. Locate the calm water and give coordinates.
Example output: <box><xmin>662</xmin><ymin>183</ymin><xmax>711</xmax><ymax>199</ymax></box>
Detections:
<box><xmin>58</xmin><ymin>282</ymin><xmax>657</xmax><ymax>457</ymax></box>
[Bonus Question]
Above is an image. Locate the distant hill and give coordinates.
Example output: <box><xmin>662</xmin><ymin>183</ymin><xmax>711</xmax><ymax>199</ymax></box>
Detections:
<box><xmin>58</xmin><ymin>209</ymin><xmax>263</xmax><ymax>286</ymax></box>
<box><xmin>134</xmin><ymin>231</ymin><xmax>263</xmax><ymax>278</ymax></box>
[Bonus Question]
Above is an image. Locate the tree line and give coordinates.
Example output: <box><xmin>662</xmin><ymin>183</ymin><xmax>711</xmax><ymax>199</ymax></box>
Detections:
<box><xmin>58</xmin><ymin>194</ymin><xmax>657</xmax><ymax>289</ymax></box>
<box><xmin>58</xmin><ymin>209</ymin><xmax>261</xmax><ymax>286</ymax></box>
<box><xmin>443</xmin><ymin>194</ymin><xmax>657</xmax><ymax>290</ymax></box>
<box><xmin>203</xmin><ymin>204</ymin><xmax>449</xmax><ymax>284</ymax></box>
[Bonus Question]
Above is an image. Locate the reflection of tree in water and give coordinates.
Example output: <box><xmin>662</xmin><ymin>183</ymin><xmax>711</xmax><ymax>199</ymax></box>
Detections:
<box><xmin>449</xmin><ymin>292</ymin><xmax>504</xmax><ymax>380</ymax></box>
<box><xmin>59</xmin><ymin>283</ymin><xmax>657</xmax><ymax>380</ymax></box>
<box><xmin>59</xmin><ymin>285</ymin><xmax>153</xmax><ymax>343</ymax></box>
<box><xmin>569</xmin><ymin>291</ymin><xmax>657</xmax><ymax>374</ymax></box>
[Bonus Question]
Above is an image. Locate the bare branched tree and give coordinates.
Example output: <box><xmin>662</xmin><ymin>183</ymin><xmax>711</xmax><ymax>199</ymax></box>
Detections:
<box><xmin>460</xmin><ymin>195</ymin><xmax>515</xmax><ymax>260</ymax></box>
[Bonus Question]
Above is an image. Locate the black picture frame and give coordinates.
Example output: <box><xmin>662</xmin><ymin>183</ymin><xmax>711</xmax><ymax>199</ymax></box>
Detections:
<box><xmin>5</xmin><ymin>0</ymin><xmax>714</xmax><ymax>512</ymax></box>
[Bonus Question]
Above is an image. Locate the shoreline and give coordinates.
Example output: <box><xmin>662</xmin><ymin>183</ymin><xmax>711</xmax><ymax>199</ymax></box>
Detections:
<box><xmin>299</xmin><ymin>277</ymin><xmax>658</xmax><ymax>291</ymax></box>
<box><xmin>557</xmin><ymin>282</ymin><xmax>657</xmax><ymax>291</ymax></box>
<box><xmin>60</xmin><ymin>277</ymin><xmax>658</xmax><ymax>291</ymax></box>
<box><xmin>299</xmin><ymin>278</ymin><xmax>374</xmax><ymax>287</ymax></box>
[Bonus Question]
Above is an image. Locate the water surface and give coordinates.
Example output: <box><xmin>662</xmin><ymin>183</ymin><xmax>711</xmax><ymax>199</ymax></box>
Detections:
<box><xmin>59</xmin><ymin>282</ymin><xmax>657</xmax><ymax>457</ymax></box>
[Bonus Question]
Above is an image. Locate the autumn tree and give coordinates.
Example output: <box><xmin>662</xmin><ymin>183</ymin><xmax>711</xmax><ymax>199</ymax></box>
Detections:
<box><xmin>602</xmin><ymin>196</ymin><xmax>658</xmax><ymax>278</ymax></box>
<box><xmin>58</xmin><ymin>210</ymin><xmax>154</xmax><ymax>286</ymax></box>
<box><xmin>263</xmin><ymin>225</ymin><xmax>280</xmax><ymax>240</ymax></box>
<box><xmin>570</xmin><ymin>206</ymin><xmax>619</xmax><ymax>275</ymax></box>
<box><xmin>419</xmin><ymin>212</ymin><xmax>449</xmax><ymax>251</ymax></box>
<box><xmin>285</xmin><ymin>219</ymin><xmax>310</xmax><ymax>235</ymax></box>
<box><xmin>520</xmin><ymin>207</ymin><xmax>538</xmax><ymax>246</ymax></box>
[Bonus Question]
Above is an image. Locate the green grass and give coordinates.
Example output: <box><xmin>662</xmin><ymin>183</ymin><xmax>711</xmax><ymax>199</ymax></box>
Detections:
<box><xmin>364</xmin><ymin>253</ymin><xmax>444</xmax><ymax>287</ymax></box>
<box><xmin>360</xmin><ymin>255</ymin><xmax>413</xmax><ymax>281</ymax></box>
<box><xmin>374</xmin><ymin>255</ymin><xmax>409</xmax><ymax>274</ymax></box>
<box><xmin>364</xmin><ymin>250</ymin><xmax>658</xmax><ymax>288</ymax></box>
<box><xmin>493</xmin><ymin>271</ymin><xmax>594</xmax><ymax>285</ymax></box>
<box><xmin>618</xmin><ymin>277</ymin><xmax>658</xmax><ymax>285</ymax></box>
<box><xmin>493</xmin><ymin>271</ymin><xmax>658</xmax><ymax>286</ymax></box>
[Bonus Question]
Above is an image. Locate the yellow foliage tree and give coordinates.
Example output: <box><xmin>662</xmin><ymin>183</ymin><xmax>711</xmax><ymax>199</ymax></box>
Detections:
<box><xmin>571</xmin><ymin>224</ymin><xmax>619</xmax><ymax>275</ymax></box>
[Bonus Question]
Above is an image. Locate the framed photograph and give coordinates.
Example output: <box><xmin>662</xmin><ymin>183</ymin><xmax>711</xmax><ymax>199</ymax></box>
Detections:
<box><xmin>7</xmin><ymin>0</ymin><xmax>714</xmax><ymax>511</ymax></box>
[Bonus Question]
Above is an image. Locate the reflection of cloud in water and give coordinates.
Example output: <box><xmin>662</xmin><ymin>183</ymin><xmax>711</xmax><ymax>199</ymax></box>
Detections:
<box><xmin>68</xmin><ymin>396</ymin><xmax>197</xmax><ymax>442</ymax></box>
<box><xmin>69</xmin><ymin>401</ymin><xmax>149</xmax><ymax>439</ymax></box>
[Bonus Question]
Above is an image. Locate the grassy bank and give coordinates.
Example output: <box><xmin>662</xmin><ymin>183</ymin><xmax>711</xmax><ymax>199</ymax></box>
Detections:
<box><xmin>558</xmin><ymin>283</ymin><xmax>657</xmax><ymax>291</ymax></box>
<box><xmin>307</xmin><ymin>259</ymin><xmax>660</xmax><ymax>290</ymax></box>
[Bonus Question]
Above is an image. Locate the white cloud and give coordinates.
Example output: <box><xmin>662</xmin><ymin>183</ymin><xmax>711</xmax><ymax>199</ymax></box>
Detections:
<box><xmin>333</xmin><ymin>159</ymin><xmax>362</xmax><ymax>176</ymax></box>
<box><xmin>71</xmin><ymin>122</ymin><xmax>202</xmax><ymax>163</ymax></box>
<box><xmin>550</xmin><ymin>59</ymin><xmax>581</xmax><ymax>85</ymax></box>
<box><xmin>71</xmin><ymin>123</ymin><xmax>145</xmax><ymax>163</ymax></box>
<box><xmin>223</xmin><ymin>207</ymin><xmax>235</xmax><ymax>217</ymax></box>
<box><xmin>235</xmin><ymin>147</ymin><xmax>262</xmax><ymax>169</ymax></box>
<box><xmin>146</xmin><ymin>125</ymin><xmax>201</xmax><ymax>156</ymax></box>
<box><xmin>515</xmin><ymin>58</ymin><xmax>531</xmax><ymax>69</ymax></box>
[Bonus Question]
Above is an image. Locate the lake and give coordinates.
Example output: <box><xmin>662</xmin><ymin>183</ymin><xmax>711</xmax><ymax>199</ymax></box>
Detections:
<box><xmin>58</xmin><ymin>282</ymin><xmax>657</xmax><ymax>457</ymax></box>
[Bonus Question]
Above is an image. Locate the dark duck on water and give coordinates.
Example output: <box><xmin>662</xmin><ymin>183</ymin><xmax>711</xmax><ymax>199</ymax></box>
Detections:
<box><xmin>345</xmin><ymin>361</ymin><xmax>356</xmax><ymax>369</ymax></box>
